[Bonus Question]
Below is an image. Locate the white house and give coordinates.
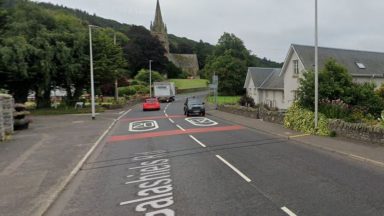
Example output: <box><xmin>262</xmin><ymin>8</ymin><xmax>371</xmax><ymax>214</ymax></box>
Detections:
<box><xmin>244</xmin><ymin>44</ymin><xmax>384</xmax><ymax>110</ymax></box>
<box><xmin>243</xmin><ymin>67</ymin><xmax>284</xmax><ymax>109</ymax></box>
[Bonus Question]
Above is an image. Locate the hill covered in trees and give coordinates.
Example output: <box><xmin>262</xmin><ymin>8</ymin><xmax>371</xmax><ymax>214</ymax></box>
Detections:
<box><xmin>0</xmin><ymin>0</ymin><xmax>282</xmax><ymax>107</ymax></box>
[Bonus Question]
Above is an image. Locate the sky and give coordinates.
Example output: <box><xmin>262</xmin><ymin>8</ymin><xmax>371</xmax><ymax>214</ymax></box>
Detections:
<box><xmin>32</xmin><ymin>0</ymin><xmax>384</xmax><ymax>62</ymax></box>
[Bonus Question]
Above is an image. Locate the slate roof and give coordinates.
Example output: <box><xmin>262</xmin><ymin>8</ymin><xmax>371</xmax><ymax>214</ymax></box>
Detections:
<box><xmin>246</xmin><ymin>67</ymin><xmax>283</xmax><ymax>90</ymax></box>
<box><xmin>292</xmin><ymin>44</ymin><xmax>384</xmax><ymax>76</ymax></box>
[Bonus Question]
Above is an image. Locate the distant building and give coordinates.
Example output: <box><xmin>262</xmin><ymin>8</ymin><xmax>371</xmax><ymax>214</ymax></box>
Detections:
<box><xmin>244</xmin><ymin>44</ymin><xmax>384</xmax><ymax>110</ymax></box>
<box><xmin>150</xmin><ymin>0</ymin><xmax>199</xmax><ymax>78</ymax></box>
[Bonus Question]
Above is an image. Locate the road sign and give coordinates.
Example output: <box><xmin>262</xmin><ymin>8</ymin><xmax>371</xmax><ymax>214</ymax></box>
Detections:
<box><xmin>209</xmin><ymin>84</ymin><xmax>218</xmax><ymax>89</ymax></box>
<box><xmin>212</xmin><ymin>75</ymin><xmax>218</xmax><ymax>84</ymax></box>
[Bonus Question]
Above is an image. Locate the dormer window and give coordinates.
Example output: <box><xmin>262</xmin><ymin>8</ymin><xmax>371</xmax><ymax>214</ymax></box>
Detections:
<box><xmin>356</xmin><ymin>62</ymin><xmax>366</xmax><ymax>69</ymax></box>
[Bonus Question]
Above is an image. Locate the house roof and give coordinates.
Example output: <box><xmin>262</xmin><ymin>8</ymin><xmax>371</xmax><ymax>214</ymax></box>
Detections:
<box><xmin>291</xmin><ymin>44</ymin><xmax>384</xmax><ymax>76</ymax></box>
<box><xmin>244</xmin><ymin>67</ymin><xmax>283</xmax><ymax>90</ymax></box>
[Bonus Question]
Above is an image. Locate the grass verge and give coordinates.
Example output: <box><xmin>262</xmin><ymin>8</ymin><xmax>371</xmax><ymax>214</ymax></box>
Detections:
<box><xmin>207</xmin><ymin>96</ymin><xmax>241</xmax><ymax>105</ymax></box>
<box><xmin>170</xmin><ymin>79</ymin><xmax>209</xmax><ymax>90</ymax></box>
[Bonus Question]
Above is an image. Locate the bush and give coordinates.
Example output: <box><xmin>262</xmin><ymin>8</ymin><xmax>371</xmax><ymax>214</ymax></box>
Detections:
<box><xmin>284</xmin><ymin>102</ymin><xmax>330</xmax><ymax>136</ymax></box>
<box><xmin>238</xmin><ymin>95</ymin><xmax>255</xmax><ymax>107</ymax></box>
<box><xmin>132</xmin><ymin>85</ymin><xmax>149</xmax><ymax>94</ymax></box>
<box><xmin>118</xmin><ymin>87</ymin><xmax>136</xmax><ymax>96</ymax></box>
<box><xmin>319</xmin><ymin>99</ymin><xmax>350</xmax><ymax>120</ymax></box>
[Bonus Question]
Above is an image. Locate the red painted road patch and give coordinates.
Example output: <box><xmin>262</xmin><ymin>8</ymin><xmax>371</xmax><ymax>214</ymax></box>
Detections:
<box><xmin>108</xmin><ymin>125</ymin><xmax>244</xmax><ymax>143</ymax></box>
<box><xmin>121</xmin><ymin>115</ymin><xmax>185</xmax><ymax>122</ymax></box>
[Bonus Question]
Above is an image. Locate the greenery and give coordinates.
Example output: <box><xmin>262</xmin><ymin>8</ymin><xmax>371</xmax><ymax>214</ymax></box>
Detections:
<box><xmin>30</xmin><ymin>106</ymin><xmax>105</xmax><ymax>115</ymax></box>
<box><xmin>297</xmin><ymin>59</ymin><xmax>384</xmax><ymax>120</ymax></box>
<box><xmin>170</xmin><ymin>79</ymin><xmax>208</xmax><ymax>90</ymax></box>
<box><xmin>238</xmin><ymin>95</ymin><xmax>256</xmax><ymax>107</ymax></box>
<box><xmin>134</xmin><ymin>69</ymin><xmax>165</xmax><ymax>84</ymax></box>
<box><xmin>284</xmin><ymin>103</ymin><xmax>330</xmax><ymax>136</ymax></box>
<box><xmin>207</xmin><ymin>96</ymin><xmax>241</xmax><ymax>105</ymax></box>
<box><xmin>202</xmin><ymin>33</ymin><xmax>281</xmax><ymax>96</ymax></box>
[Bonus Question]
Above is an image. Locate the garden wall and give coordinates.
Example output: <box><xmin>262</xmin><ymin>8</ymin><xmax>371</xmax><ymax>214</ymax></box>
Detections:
<box><xmin>0</xmin><ymin>94</ymin><xmax>14</xmax><ymax>141</ymax></box>
<box><xmin>329</xmin><ymin>119</ymin><xmax>384</xmax><ymax>145</ymax></box>
<box><xmin>217</xmin><ymin>105</ymin><xmax>285</xmax><ymax>125</ymax></box>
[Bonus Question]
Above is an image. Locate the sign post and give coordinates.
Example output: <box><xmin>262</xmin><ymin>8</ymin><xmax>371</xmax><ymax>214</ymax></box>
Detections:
<box><xmin>212</xmin><ymin>74</ymin><xmax>219</xmax><ymax>110</ymax></box>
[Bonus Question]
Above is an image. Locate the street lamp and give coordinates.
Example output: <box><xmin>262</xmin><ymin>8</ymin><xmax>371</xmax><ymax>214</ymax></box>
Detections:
<box><xmin>149</xmin><ymin>60</ymin><xmax>153</xmax><ymax>98</ymax></box>
<box><xmin>113</xmin><ymin>32</ymin><xmax>119</xmax><ymax>101</ymax></box>
<box><xmin>89</xmin><ymin>24</ymin><xmax>100</xmax><ymax>120</ymax></box>
<box><xmin>314</xmin><ymin>0</ymin><xmax>319</xmax><ymax>129</ymax></box>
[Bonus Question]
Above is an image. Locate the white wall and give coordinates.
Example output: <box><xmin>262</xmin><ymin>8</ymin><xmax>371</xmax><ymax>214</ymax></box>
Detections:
<box><xmin>259</xmin><ymin>89</ymin><xmax>285</xmax><ymax>109</ymax></box>
<box><xmin>246</xmin><ymin>77</ymin><xmax>259</xmax><ymax>104</ymax></box>
<box><xmin>283</xmin><ymin>51</ymin><xmax>305</xmax><ymax>109</ymax></box>
<box><xmin>353</xmin><ymin>77</ymin><xmax>384</xmax><ymax>88</ymax></box>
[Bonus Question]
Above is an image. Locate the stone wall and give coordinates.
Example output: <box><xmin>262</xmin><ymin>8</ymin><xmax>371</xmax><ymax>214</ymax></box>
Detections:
<box><xmin>218</xmin><ymin>105</ymin><xmax>259</xmax><ymax>119</ymax></box>
<box><xmin>217</xmin><ymin>105</ymin><xmax>286</xmax><ymax>125</ymax></box>
<box><xmin>0</xmin><ymin>94</ymin><xmax>14</xmax><ymax>141</ymax></box>
<box><xmin>329</xmin><ymin>119</ymin><xmax>384</xmax><ymax>145</ymax></box>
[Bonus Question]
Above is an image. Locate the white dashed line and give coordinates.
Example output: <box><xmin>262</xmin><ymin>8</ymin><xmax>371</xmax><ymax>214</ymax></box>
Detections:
<box><xmin>281</xmin><ymin>207</ymin><xmax>297</xmax><ymax>216</ymax></box>
<box><xmin>176</xmin><ymin>125</ymin><xmax>186</xmax><ymax>131</ymax></box>
<box><xmin>169</xmin><ymin>118</ymin><xmax>175</xmax><ymax>124</ymax></box>
<box><xmin>165</xmin><ymin>113</ymin><xmax>169</xmax><ymax>117</ymax></box>
<box><xmin>215</xmin><ymin>155</ymin><xmax>251</xmax><ymax>183</ymax></box>
<box><xmin>189</xmin><ymin>135</ymin><xmax>206</xmax><ymax>148</ymax></box>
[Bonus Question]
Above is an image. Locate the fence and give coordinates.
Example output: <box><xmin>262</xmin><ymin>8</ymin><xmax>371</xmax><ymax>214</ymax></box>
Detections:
<box><xmin>0</xmin><ymin>94</ymin><xmax>14</xmax><ymax>141</ymax></box>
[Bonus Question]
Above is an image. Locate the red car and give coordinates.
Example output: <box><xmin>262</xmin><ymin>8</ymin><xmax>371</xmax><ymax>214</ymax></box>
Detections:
<box><xmin>143</xmin><ymin>98</ymin><xmax>161</xmax><ymax>111</ymax></box>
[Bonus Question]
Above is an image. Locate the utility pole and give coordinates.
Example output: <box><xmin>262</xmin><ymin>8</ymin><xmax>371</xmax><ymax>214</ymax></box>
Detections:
<box><xmin>89</xmin><ymin>25</ymin><xmax>97</xmax><ymax>120</ymax></box>
<box><xmin>114</xmin><ymin>32</ymin><xmax>119</xmax><ymax>101</ymax></box>
<box><xmin>149</xmin><ymin>60</ymin><xmax>153</xmax><ymax>98</ymax></box>
<box><xmin>315</xmin><ymin>0</ymin><xmax>319</xmax><ymax>129</ymax></box>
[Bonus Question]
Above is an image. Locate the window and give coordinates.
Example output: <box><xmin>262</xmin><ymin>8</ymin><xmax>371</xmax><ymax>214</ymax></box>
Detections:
<box><xmin>356</xmin><ymin>62</ymin><xmax>366</xmax><ymax>69</ymax></box>
<box><xmin>293</xmin><ymin>60</ymin><xmax>299</xmax><ymax>74</ymax></box>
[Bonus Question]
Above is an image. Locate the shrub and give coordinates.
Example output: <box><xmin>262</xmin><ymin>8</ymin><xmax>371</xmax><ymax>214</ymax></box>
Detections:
<box><xmin>118</xmin><ymin>87</ymin><xmax>136</xmax><ymax>96</ymax></box>
<box><xmin>284</xmin><ymin>102</ymin><xmax>330</xmax><ymax>136</ymax></box>
<box><xmin>132</xmin><ymin>85</ymin><xmax>149</xmax><ymax>94</ymax></box>
<box><xmin>239</xmin><ymin>95</ymin><xmax>255</xmax><ymax>107</ymax></box>
<box><xmin>319</xmin><ymin>99</ymin><xmax>350</xmax><ymax>120</ymax></box>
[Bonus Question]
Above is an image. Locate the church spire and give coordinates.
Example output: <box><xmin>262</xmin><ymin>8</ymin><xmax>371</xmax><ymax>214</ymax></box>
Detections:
<box><xmin>151</xmin><ymin>0</ymin><xmax>167</xmax><ymax>33</ymax></box>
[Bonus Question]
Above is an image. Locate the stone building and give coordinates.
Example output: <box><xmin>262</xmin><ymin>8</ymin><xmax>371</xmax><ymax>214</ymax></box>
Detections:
<box><xmin>150</xmin><ymin>0</ymin><xmax>199</xmax><ymax>78</ymax></box>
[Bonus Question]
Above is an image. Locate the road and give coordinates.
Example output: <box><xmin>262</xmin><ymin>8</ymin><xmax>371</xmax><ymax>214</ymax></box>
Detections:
<box><xmin>46</xmin><ymin>94</ymin><xmax>384</xmax><ymax>216</ymax></box>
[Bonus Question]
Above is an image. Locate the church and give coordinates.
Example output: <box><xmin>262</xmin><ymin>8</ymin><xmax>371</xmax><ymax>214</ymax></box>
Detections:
<box><xmin>150</xmin><ymin>0</ymin><xmax>200</xmax><ymax>78</ymax></box>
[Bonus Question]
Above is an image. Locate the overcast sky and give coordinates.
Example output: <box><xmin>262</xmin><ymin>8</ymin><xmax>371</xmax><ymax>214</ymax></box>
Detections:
<box><xmin>32</xmin><ymin>0</ymin><xmax>384</xmax><ymax>62</ymax></box>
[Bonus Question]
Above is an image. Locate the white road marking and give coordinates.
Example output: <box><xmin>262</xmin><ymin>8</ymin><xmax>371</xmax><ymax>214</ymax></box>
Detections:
<box><xmin>176</xmin><ymin>125</ymin><xmax>186</xmax><ymax>131</ymax></box>
<box><xmin>281</xmin><ymin>206</ymin><xmax>297</xmax><ymax>216</ymax></box>
<box><xmin>129</xmin><ymin>120</ymin><xmax>159</xmax><ymax>132</ymax></box>
<box><xmin>189</xmin><ymin>135</ymin><xmax>206</xmax><ymax>148</ymax></box>
<box><xmin>120</xmin><ymin>193</ymin><xmax>173</xmax><ymax>206</ymax></box>
<box><xmin>215</xmin><ymin>155</ymin><xmax>252</xmax><ymax>183</ymax></box>
<box><xmin>118</xmin><ymin>111</ymin><xmax>124</xmax><ymax>114</ymax></box>
<box><xmin>169</xmin><ymin>118</ymin><xmax>175</xmax><ymax>124</ymax></box>
<box><xmin>165</xmin><ymin>113</ymin><xmax>169</xmax><ymax>117</ymax></box>
<box><xmin>185</xmin><ymin>117</ymin><xmax>218</xmax><ymax>127</ymax></box>
<box><xmin>36</xmin><ymin>108</ymin><xmax>132</xmax><ymax>216</ymax></box>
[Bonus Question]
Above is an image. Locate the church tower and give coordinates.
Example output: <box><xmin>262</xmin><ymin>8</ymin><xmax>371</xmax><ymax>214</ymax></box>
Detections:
<box><xmin>150</xmin><ymin>0</ymin><xmax>170</xmax><ymax>53</ymax></box>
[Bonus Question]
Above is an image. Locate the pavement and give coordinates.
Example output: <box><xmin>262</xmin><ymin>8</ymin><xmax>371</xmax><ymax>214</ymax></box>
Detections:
<box><xmin>208</xmin><ymin>109</ymin><xmax>384</xmax><ymax>168</ymax></box>
<box><xmin>1</xmin><ymin>94</ymin><xmax>384</xmax><ymax>216</ymax></box>
<box><xmin>0</xmin><ymin>108</ymin><xmax>133</xmax><ymax>216</ymax></box>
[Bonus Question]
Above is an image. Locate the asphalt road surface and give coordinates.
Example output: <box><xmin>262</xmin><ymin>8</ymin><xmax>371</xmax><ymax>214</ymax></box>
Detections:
<box><xmin>46</xmin><ymin>94</ymin><xmax>384</xmax><ymax>216</ymax></box>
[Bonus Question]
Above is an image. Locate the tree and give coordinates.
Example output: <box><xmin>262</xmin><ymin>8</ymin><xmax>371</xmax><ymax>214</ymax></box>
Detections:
<box><xmin>123</xmin><ymin>26</ymin><xmax>168</xmax><ymax>77</ymax></box>
<box><xmin>134</xmin><ymin>69</ymin><xmax>164</xmax><ymax>84</ymax></box>
<box><xmin>297</xmin><ymin>59</ymin><xmax>384</xmax><ymax>117</ymax></box>
<box><xmin>297</xmin><ymin>59</ymin><xmax>355</xmax><ymax>109</ymax></box>
<box><xmin>203</xmin><ymin>53</ymin><xmax>247</xmax><ymax>95</ymax></box>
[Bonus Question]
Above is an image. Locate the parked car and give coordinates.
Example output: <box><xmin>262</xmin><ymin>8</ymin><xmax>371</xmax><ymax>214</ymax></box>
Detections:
<box><xmin>143</xmin><ymin>98</ymin><xmax>161</xmax><ymax>111</ymax></box>
<box><xmin>184</xmin><ymin>97</ymin><xmax>205</xmax><ymax>116</ymax></box>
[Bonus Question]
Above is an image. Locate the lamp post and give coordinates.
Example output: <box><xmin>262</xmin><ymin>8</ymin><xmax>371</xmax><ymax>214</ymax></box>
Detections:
<box><xmin>314</xmin><ymin>0</ymin><xmax>319</xmax><ymax>129</ymax></box>
<box><xmin>113</xmin><ymin>32</ymin><xmax>119</xmax><ymax>101</ymax></box>
<box><xmin>149</xmin><ymin>60</ymin><xmax>153</xmax><ymax>98</ymax></box>
<box><xmin>89</xmin><ymin>25</ymin><xmax>99</xmax><ymax>120</ymax></box>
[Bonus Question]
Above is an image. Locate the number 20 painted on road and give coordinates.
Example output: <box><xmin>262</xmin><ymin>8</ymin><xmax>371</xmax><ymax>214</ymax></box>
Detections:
<box><xmin>129</xmin><ymin>120</ymin><xmax>159</xmax><ymax>132</ymax></box>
